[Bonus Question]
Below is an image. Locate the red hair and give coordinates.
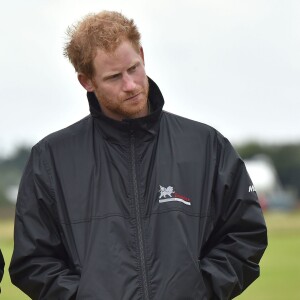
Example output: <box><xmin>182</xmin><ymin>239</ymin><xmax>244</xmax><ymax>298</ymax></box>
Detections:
<box><xmin>64</xmin><ymin>11</ymin><xmax>141</xmax><ymax>78</ymax></box>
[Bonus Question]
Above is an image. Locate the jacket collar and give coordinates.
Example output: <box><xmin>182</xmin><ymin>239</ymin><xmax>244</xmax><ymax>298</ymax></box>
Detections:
<box><xmin>87</xmin><ymin>77</ymin><xmax>165</xmax><ymax>143</ymax></box>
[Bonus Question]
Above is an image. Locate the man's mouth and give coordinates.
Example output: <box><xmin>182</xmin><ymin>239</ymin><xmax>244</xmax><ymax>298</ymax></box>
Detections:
<box><xmin>125</xmin><ymin>92</ymin><xmax>141</xmax><ymax>101</ymax></box>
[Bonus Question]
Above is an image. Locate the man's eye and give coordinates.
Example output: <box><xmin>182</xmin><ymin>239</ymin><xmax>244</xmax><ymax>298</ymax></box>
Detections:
<box><xmin>109</xmin><ymin>74</ymin><xmax>121</xmax><ymax>80</ymax></box>
<box><xmin>129</xmin><ymin>64</ymin><xmax>137</xmax><ymax>72</ymax></box>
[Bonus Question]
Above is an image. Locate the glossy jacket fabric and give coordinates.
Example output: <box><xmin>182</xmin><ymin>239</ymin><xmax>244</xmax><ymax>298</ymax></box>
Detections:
<box><xmin>10</xmin><ymin>78</ymin><xmax>267</xmax><ymax>299</ymax></box>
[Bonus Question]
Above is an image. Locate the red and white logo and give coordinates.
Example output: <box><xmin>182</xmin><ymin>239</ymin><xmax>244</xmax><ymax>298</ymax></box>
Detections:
<box><xmin>158</xmin><ymin>185</ymin><xmax>191</xmax><ymax>206</ymax></box>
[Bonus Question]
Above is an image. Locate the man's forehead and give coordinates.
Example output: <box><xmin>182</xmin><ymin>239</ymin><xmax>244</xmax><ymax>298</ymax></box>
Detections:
<box><xmin>94</xmin><ymin>42</ymin><xmax>141</xmax><ymax>64</ymax></box>
<box><xmin>95</xmin><ymin>40</ymin><xmax>140</xmax><ymax>57</ymax></box>
<box><xmin>94</xmin><ymin>47</ymin><xmax>119</xmax><ymax>59</ymax></box>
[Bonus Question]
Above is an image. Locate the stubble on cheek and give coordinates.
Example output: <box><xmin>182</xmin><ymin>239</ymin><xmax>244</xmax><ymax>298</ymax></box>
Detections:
<box><xmin>93</xmin><ymin>76</ymin><xmax>149</xmax><ymax>119</ymax></box>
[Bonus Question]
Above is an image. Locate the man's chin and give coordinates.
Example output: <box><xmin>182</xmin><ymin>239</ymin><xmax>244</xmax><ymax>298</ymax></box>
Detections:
<box><xmin>122</xmin><ymin>102</ymin><xmax>148</xmax><ymax>119</ymax></box>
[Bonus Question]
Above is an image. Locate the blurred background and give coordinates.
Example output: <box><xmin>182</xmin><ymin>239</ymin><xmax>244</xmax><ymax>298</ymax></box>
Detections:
<box><xmin>0</xmin><ymin>0</ymin><xmax>299</xmax><ymax>299</ymax></box>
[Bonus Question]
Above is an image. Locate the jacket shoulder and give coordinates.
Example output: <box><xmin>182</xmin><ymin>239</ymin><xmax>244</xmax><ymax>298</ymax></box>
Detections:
<box><xmin>161</xmin><ymin>111</ymin><xmax>240</xmax><ymax>158</ymax></box>
<box><xmin>35</xmin><ymin>115</ymin><xmax>92</xmax><ymax>151</ymax></box>
<box><xmin>162</xmin><ymin>111</ymin><xmax>220</xmax><ymax>139</ymax></box>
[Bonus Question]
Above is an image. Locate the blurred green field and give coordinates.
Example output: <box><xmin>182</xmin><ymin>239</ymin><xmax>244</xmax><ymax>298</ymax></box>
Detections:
<box><xmin>0</xmin><ymin>217</ymin><xmax>30</xmax><ymax>299</ymax></box>
<box><xmin>1</xmin><ymin>211</ymin><xmax>300</xmax><ymax>299</ymax></box>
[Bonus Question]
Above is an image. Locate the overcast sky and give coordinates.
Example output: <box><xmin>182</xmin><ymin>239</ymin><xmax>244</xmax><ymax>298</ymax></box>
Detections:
<box><xmin>0</xmin><ymin>0</ymin><xmax>299</xmax><ymax>156</ymax></box>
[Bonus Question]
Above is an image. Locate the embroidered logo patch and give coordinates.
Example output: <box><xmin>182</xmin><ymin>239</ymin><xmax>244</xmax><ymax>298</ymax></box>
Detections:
<box><xmin>158</xmin><ymin>185</ymin><xmax>191</xmax><ymax>206</ymax></box>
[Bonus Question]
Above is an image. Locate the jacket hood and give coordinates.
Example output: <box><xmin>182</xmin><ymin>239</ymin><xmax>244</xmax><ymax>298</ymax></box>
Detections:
<box><xmin>87</xmin><ymin>77</ymin><xmax>164</xmax><ymax>143</ymax></box>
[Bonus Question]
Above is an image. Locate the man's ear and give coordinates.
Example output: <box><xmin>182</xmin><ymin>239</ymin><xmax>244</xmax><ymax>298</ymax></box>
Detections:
<box><xmin>78</xmin><ymin>73</ymin><xmax>95</xmax><ymax>92</ymax></box>
<box><xmin>140</xmin><ymin>47</ymin><xmax>145</xmax><ymax>65</ymax></box>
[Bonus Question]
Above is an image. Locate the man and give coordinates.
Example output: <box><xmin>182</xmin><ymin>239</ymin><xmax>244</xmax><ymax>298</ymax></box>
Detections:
<box><xmin>0</xmin><ymin>249</ymin><xmax>4</xmax><ymax>293</ymax></box>
<box><xmin>10</xmin><ymin>11</ymin><xmax>267</xmax><ymax>299</ymax></box>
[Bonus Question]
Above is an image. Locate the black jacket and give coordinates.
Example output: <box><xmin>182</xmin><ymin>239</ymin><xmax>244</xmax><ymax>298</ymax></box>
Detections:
<box><xmin>0</xmin><ymin>249</ymin><xmax>4</xmax><ymax>287</ymax></box>
<box><xmin>10</xmin><ymin>78</ymin><xmax>267</xmax><ymax>299</ymax></box>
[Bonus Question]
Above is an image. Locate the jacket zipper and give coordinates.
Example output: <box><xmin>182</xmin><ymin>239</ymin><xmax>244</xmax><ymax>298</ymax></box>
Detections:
<box><xmin>130</xmin><ymin>133</ymin><xmax>150</xmax><ymax>300</ymax></box>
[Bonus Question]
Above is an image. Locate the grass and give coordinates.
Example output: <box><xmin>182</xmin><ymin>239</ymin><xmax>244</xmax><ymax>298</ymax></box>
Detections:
<box><xmin>237</xmin><ymin>211</ymin><xmax>300</xmax><ymax>300</ymax></box>
<box><xmin>0</xmin><ymin>218</ymin><xmax>30</xmax><ymax>299</ymax></box>
<box><xmin>0</xmin><ymin>211</ymin><xmax>300</xmax><ymax>299</ymax></box>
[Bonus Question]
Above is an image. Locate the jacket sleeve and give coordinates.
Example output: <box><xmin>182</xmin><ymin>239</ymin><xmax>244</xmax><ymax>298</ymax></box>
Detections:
<box><xmin>9</xmin><ymin>144</ymin><xmax>80</xmax><ymax>300</ymax></box>
<box><xmin>199</xmin><ymin>134</ymin><xmax>268</xmax><ymax>299</ymax></box>
<box><xmin>0</xmin><ymin>248</ymin><xmax>4</xmax><ymax>293</ymax></box>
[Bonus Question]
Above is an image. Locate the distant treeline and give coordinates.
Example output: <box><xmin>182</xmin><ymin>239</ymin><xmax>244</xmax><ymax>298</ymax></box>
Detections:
<box><xmin>0</xmin><ymin>146</ymin><xmax>30</xmax><ymax>205</ymax></box>
<box><xmin>0</xmin><ymin>142</ymin><xmax>299</xmax><ymax>205</ymax></box>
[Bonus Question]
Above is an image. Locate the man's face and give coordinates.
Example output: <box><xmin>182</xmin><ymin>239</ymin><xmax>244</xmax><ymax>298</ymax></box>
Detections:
<box><xmin>80</xmin><ymin>40</ymin><xmax>149</xmax><ymax>121</ymax></box>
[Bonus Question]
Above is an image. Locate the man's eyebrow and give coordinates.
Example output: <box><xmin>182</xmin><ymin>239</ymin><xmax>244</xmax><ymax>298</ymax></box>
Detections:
<box><xmin>102</xmin><ymin>61</ymin><xmax>141</xmax><ymax>80</ymax></box>
<box><xmin>102</xmin><ymin>72</ymin><xmax>121</xmax><ymax>81</ymax></box>
<box><xmin>129</xmin><ymin>62</ymin><xmax>140</xmax><ymax>69</ymax></box>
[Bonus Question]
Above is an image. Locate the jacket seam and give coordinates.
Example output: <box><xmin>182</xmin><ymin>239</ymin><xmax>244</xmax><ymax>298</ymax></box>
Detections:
<box><xmin>211</xmin><ymin>129</ymin><xmax>220</xmax><ymax>225</ymax></box>
<box><xmin>149</xmin><ymin>209</ymin><xmax>211</xmax><ymax>218</ymax></box>
<box><xmin>59</xmin><ymin>210</ymin><xmax>211</xmax><ymax>224</ymax></box>
<box><xmin>35</xmin><ymin>144</ymin><xmax>56</xmax><ymax>202</ymax></box>
<box><xmin>59</xmin><ymin>213</ymin><xmax>131</xmax><ymax>225</ymax></box>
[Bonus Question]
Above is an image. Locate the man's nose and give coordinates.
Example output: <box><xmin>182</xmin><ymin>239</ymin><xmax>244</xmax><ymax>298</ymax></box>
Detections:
<box><xmin>122</xmin><ymin>74</ymin><xmax>136</xmax><ymax>92</ymax></box>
